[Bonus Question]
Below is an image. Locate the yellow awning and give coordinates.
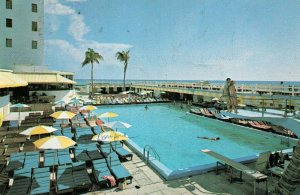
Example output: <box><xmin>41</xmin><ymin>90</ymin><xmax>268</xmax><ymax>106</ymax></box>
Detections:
<box><xmin>15</xmin><ymin>73</ymin><xmax>76</xmax><ymax>84</ymax></box>
<box><xmin>0</xmin><ymin>72</ymin><xmax>28</xmax><ymax>88</ymax></box>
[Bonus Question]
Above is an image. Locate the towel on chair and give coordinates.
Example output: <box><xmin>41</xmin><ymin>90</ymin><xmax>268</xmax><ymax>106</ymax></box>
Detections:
<box><xmin>103</xmin><ymin>175</ymin><xmax>116</xmax><ymax>187</ymax></box>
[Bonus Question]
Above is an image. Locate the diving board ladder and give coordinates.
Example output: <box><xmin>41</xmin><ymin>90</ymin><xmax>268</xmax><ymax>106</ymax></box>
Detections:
<box><xmin>143</xmin><ymin>145</ymin><xmax>160</xmax><ymax>164</ymax></box>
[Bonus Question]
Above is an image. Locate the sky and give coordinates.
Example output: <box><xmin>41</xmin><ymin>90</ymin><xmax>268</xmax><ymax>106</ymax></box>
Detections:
<box><xmin>44</xmin><ymin>0</ymin><xmax>300</xmax><ymax>81</ymax></box>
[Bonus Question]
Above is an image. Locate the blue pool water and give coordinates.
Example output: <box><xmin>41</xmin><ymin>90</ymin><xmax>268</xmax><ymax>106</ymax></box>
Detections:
<box><xmin>94</xmin><ymin>104</ymin><xmax>296</xmax><ymax>171</ymax></box>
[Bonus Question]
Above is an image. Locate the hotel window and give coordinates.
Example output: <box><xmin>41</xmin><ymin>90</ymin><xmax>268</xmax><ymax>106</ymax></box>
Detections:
<box><xmin>6</xmin><ymin>18</ymin><xmax>12</xmax><ymax>28</ymax></box>
<box><xmin>32</xmin><ymin>3</ymin><xmax>37</xmax><ymax>12</ymax></box>
<box><xmin>6</xmin><ymin>38</ymin><xmax>12</xmax><ymax>47</ymax></box>
<box><xmin>32</xmin><ymin>21</ymin><xmax>38</xmax><ymax>31</ymax></box>
<box><xmin>32</xmin><ymin>40</ymin><xmax>38</xmax><ymax>49</ymax></box>
<box><xmin>6</xmin><ymin>0</ymin><xmax>12</xmax><ymax>9</ymax></box>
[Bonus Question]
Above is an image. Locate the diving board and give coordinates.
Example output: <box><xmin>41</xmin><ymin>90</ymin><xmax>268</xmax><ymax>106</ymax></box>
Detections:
<box><xmin>201</xmin><ymin>149</ymin><xmax>268</xmax><ymax>195</ymax></box>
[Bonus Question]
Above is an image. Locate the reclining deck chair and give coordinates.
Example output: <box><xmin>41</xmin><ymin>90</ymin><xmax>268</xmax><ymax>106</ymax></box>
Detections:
<box><xmin>30</xmin><ymin>167</ymin><xmax>51</xmax><ymax>195</ymax></box>
<box><xmin>202</xmin><ymin>149</ymin><xmax>270</xmax><ymax>194</ymax></box>
<box><xmin>56</xmin><ymin>164</ymin><xmax>75</xmax><ymax>194</ymax></box>
<box><xmin>107</xmin><ymin>153</ymin><xmax>133</xmax><ymax>184</ymax></box>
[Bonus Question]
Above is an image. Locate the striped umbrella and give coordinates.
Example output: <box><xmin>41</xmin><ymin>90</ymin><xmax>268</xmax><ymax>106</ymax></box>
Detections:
<box><xmin>33</xmin><ymin>136</ymin><xmax>76</xmax><ymax>173</ymax></box>
<box><xmin>97</xmin><ymin>112</ymin><xmax>118</xmax><ymax>122</ymax></box>
<box><xmin>79</xmin><ymin>105</ymin><xmax>97</xmax><ymax>111</ymax></box>
<box><xmin>33</xmin><ymin>136</ymin><xmax>76</xmax><ymax>149</ymax></box>
<box><xmin>91</xmin><ymin>131</ymin><xmax>128</xmax><ymax>142</ymax></box>
<box><xmin>11</xmin><ymin>103</ymin><xmax>30</xmax><ymax>126</ymax></box>
<box><xmin>20</xmin><ymin>125</ymin><xmax>57</xmax><ymax>136</ymax></box>
<box><xmin>102</xmin><ymin>121</ymin><xmax>132</xmax><ymax>131</ymax></box>
<box><xmin>50</xmin><ymin>111</ymin><xmax>76</xmax><ymax>119</ymax></box>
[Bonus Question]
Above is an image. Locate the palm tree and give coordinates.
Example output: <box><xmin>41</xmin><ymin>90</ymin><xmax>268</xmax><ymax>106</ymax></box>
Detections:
<box><xmin>82</xmin><ymin>48</ymin><xmax>103</xmax><ymax>97</ymax></box>
<box><xmin>274</xmin><ymin>139</ymin><xmax>300</xmax><ymax>194</ymax></box>
<box><xmin>116</xmin><ymin>50</ymin><xmax>130</xmax><ymax>91</ymax></box>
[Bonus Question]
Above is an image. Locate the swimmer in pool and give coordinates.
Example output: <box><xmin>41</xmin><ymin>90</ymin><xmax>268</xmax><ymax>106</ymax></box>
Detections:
<box><xmin>197</xmin><ymin>136</ymin><xmax>220</xmax><ymax>141</ymax></box>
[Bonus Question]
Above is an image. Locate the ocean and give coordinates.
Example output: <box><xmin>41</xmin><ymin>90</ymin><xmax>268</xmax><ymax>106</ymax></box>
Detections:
<box><xmin>75</xmin><ymin>79</ymin><xmax>300</xmax><ymax>86</ymax></box>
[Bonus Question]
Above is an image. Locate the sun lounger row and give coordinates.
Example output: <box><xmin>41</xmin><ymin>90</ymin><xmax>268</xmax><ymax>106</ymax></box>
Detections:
<box><xmin>190</xmin><ymin>108</ymin><xmax>297</xmax><ymax>138</ymax></box>
<box><xmin>56</xmin><ymin>162</ymin><xmax>92</xmax><ymax>194</ymax></box>
<box><xmin>95</xmin><ymin>95</ymin><xmax>170</xmax><ymax>105</ymax></box>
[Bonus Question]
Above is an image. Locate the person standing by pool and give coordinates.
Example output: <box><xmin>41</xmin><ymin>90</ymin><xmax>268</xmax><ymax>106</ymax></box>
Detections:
<box><xmin>222</xmin><ymin>78</ymin><xmax>231</xmax><ymax>112</ymax></box>
<box><xmin>229</xmin><ymin>80</ymin><xmax>238</xmax><ymax>113</ymax></box>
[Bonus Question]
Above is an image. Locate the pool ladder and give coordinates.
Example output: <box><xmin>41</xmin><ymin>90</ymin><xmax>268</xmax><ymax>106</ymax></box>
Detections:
<box><xmin>143</xmin><ymin>145</ymin><xmax>160</xmax><ymax>164</ymax></box>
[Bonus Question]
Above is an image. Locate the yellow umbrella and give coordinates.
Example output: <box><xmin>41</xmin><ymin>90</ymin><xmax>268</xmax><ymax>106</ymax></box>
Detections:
<box><xmin>97</xmin><ymin>112</ymin><xmax>118</xmax><ymax>122</ymax></box>
<box><xmin>50</xmin><ymin>111</ymin><xmax>76</xmax><ymax>119</ymax></box>
<box><xmin>0</xmin><ymin>112</ymin><xmax>3</xmax><ymax>127</ymax></box>
<box><xmin>34</xmin><ymin>136</ymin><xmax>76</xmax><ymax>149</ymax></box>
<box><xmin>79</xmin><ymin>105</ymin><xmax>97</xmax><ymax>111</ymax></box>
<box><xmin>20</xmin><ymin>125</ymin><xmax>57</xmax><ymax>136</ymax></box>
<box><xmin>91</xmin><ymin>131</ymin><xmax>128</xmax><ymax>142</ymax></box>
<box><xmin>33</xmin><ymin>136</ymin><xmax>76</xmax><ymax>174</ymax></box>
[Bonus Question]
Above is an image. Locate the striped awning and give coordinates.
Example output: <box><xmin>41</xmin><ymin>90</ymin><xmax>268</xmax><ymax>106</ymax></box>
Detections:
<box><xmin>0</xmin><ymin>72</ymin><xmax>28</xmax><ymax>88</ymax></box>
<box><xmin>15</xmin><ymin>73</ymin><xmax>76</xmax><ymax>84</ymax></box>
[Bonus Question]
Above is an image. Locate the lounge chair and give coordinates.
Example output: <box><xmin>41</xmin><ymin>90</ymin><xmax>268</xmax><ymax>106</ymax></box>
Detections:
<box><xmin>30</xmin><ymin>167</ymin><xmax>51</xmax><ymax>195</ymax></box>
<box><xmin>44</xmin><ymin>150</ymin><xmax>59</xmax><ymax>167</ymax></box>
<box><xmin>7</xmin><ymin>169</ymin><xmax>32</xmax><ymax>195</ymax></box>
<box><xmin>6</xmin><ymin>152</ymin><xmax>25</xmax><ymax>171</ymax></box>
<box><xmin>248</xmin><ymin>121</ymin><xmax>272</xmax><ymax>131</ymax></box>
<box><xmin>190</xmin><ymin>108</ymin><xmax>202</xmax><ymax>115</ymax></box>
<box><xmin>72</xmin><ymin>162</ymin><xmax>92</xmax><ymax>190</ymax></box>
<box><xmin>75</xmin><ymin>149</ymin><xmax>91</xmax><ymax>162</ymax></box>
<box><xmin>269</xmin><ymin>160</ymin><xmax>290</xmax><ymax>177</ymax></box>
<box><xmin>56</xmin><ymin>164</ymin><xmax>75</xmax><ymax>194</ymax></box>
<box><xmin>23</xmin><ymin>151</ymin><xmax>40</xmax><ymax>170</ymax></box>
<box><xmin>112</xmin><ymin>142</ymin><xmax>133</xmax><ymax>161</ymax></box>
<box><xmin>201</xmin><ymin>149</ymin><xmax>269</xmax><ymax>194</ymax></box>
<box><xmin>107</xmin><ymin>153</ymin><xmax>133</xmax><ymax>184</ymax></box>
<box><xmin>58</xmin><ymin>149</ymin><xmax>72</xmax><ymax>165</ymax></box>
<box><xmin>199</xmin><ymin>108</ymin><xmax>215</xmax><ymax>118</ymax></box>
<box><xmin>92</xmin><ymin>159</ymin><xmax>110</xmax><ymax>186</ymax></box>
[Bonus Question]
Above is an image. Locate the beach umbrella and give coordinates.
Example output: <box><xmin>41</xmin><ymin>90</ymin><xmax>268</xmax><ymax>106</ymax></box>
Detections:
<box><xmin>68</xmin><ymin>99</ymin><xmax>83</xmax><ymax>107</ymax></box>
<box><xmin>0</xmin><ymin>112</ymin><xmax>3</xmax><ymax>127</ymax></box>
<box><xmin>11</xmin><ymin>103</ymin><xmax>30</xmax><ymax>126</ymax></box>
<box><xmin>91</xmin><ymin>131</ymin><xmax>128</xmax><ymax>142</ymax></box>
<box><xmin>55</xmin><ymin>99</ymin><xmax>67</xmax><ymax>107</ymax></box>
<box><xmin>20</xmin><ymin>125</ymin><xmax>57</xmax><ymax>136</ymax></box>
<box><xmin>92</xmin><ymin>131</ymin><xmax>128</xmax><ymax>159</ymax></box>
<box><xmin>102</xmin><ymin>121</ymin><xmax>132</xmax><ymax>131</ymax></box>
<box><xmin>79</xmin><ymin>105</ymin><xmax>97</xmax><ymax>119</ymax></box>
<box><xmin>33</xmin><ymin>135</ymin><xmax>76</xmax><ymax>173</ymax></box>
<box><xmin>97</xmin><ymin>112</ymin><xmax>118</xmax><ymax>122</ymax></box>
<box><xmin>50</xmin><ymin>111</ymin><xmax>76</xmax><ymax>126</ymax></box>
<box><xmin>34</xmin><ymin>135</ymin><xmax>76</xmax><ymax>149</ymax></box>
<box><xmin>50</xmin><ymin>111</ymin><xmax>76</xmax><ymax>119</ymax></box>
<box><xmin>79</xmin><ymin>105</ymin><xmax>97</xmax><ymax>111</ymax></box>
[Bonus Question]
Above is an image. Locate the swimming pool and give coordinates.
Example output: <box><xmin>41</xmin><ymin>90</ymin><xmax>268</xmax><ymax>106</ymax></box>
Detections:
<box><xmin>94</xmin><ymin>104</ymin><xmax>297</xmax><ymax>179</ymax></box>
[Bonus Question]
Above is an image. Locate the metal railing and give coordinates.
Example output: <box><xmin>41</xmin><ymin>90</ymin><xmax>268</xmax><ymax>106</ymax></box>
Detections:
<box><xmin>143</xmin><ymin>145</ymin><xmax>160</xmax><ymax>164</ymax></box>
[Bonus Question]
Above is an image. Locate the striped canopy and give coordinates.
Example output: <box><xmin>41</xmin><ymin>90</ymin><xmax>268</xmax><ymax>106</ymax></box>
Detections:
<box><xmin>103</xmin><ymin>121</ymin><xmax>132</xmax><ymax>130</ymax></box>
<box><xmin>79</xmin><ymin>105</ymin><xmax>97</xmax><ymax>111</ymax></box>
<box><xmin>91</xmin><ymin>131</ymin><xmax>128</xmax><ymax>142</ymax></box>
<box><xmin>97</xmin><ymin>112</ymin><xmax>119</xmax><ymax>119</ymax></box>
<box><xmin>20</xmin><ymin>125</ymin><xmax>57</xmax><ymax>136</ymax></box>
<box><xmin>33</xmin><ymin>136</ymin><xmax>76</xmax><ymax>149</ymax></box>
<box><xmin>50</xmin><ymin>111</ymin><xmax>76</xmax><ymax>119</ymax></box>
<box><xmin>11</xmin><ymin>103</ymin><xmax>30</xmax><ymax>108</ymax></box>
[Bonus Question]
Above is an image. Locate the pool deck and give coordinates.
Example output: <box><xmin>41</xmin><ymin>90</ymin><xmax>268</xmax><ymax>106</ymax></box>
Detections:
<box><xmin>87</xmin><ymin>144</ymin><xmax>300</xmax><ymax>195</ymax></box>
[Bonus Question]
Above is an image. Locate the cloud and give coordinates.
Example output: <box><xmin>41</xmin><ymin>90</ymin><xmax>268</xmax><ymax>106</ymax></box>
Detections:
<box><xmin>69</xmin><ymin>14</ymin><xmax>90</xmax><ymax>41</ymax></box>
<box><xmin>45</xmin><ymin>0</ymin><xmax>89</xmax><ymax>40</ymax></box>
<box><xmin>46</xmin><ymin>39</ymin><xmax>133</xmax><ymax>66</ymax></box>
<box><xmin>45</xmin><ymin>0</ymin><xmax>75</xmax><ymax>15</ymax></box>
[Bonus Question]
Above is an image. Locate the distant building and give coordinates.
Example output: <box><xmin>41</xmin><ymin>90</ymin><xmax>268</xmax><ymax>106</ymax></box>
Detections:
<box><xmin>0</xmin><ymin>0</ymin><xmax>44</xmax><ymax>69</ymax></box>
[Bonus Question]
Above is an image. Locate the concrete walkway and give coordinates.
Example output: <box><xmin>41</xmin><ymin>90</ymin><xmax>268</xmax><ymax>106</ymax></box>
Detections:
<box><xmin>86</xmin><ymin>145</ymin><xmax>295</xmax><ymax>195</ymax></box>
